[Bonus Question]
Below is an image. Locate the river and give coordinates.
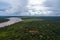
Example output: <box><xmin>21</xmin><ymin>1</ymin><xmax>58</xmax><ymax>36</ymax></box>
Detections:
<box><xmin>0</xmin><ymin>17</ymin><xmax>22</xmax><ymax>28</ymax></box>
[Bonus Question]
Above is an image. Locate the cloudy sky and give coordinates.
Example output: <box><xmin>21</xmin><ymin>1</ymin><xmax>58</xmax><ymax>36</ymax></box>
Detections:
<box><xmin>0</xmin><ymin>0</ymin><xmax>60</xmax><ymax>16</ymax></box>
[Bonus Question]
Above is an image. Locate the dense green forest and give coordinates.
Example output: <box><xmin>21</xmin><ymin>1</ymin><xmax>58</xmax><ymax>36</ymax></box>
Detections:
<box><xmin>0</xmin><ymin>18</ymin><xmax>60</xmax><ymax>40</ymax></box>
<box><xmin>0</xmin><ymin>18</ymin><xmax>9</xmax><ymax>23</ymax></box>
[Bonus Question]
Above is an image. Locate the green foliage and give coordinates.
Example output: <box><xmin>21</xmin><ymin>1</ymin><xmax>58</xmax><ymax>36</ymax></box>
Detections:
<box><xmin>0</xmin><ymin>18</ymin><xmax>60</xmax><ymax>40</ymax></box>
<box><xmin>0</xmin><ymin>18</ymin><xmax>9</xmax><ymax>23</ymax></box>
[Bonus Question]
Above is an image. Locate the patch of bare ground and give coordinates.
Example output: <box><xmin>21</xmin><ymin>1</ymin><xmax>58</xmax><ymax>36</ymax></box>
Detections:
<box><xmin>28</xmin><ymin>29</ymin><xmax>39</xmax><ymax>33</ymax></box>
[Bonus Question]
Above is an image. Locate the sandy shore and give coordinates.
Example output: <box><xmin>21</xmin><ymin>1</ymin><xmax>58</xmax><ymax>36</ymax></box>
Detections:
<box><xmin>0</xmin><ymin>17</ymin><xmax>22</xmax><ymax>28</ymax></box>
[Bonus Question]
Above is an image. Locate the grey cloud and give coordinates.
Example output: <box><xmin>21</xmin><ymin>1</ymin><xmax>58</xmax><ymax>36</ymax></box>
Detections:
<box><xmin>0</xmin><ymin>0</ymin><xmax>60</xmax><ymax>16</ymax></box>
<box><xmin>43</xmin><ymin>0</ymin><xmax>60</xmax><ymax>16</ymax></box>
<box><xmin>0</xmin><ymin>1</ymin><xmax>11</xmax><ymax>11</ymax></box>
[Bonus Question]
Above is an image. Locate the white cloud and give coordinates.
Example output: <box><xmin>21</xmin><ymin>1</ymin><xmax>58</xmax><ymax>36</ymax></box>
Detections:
<box><xmin>3</xmin><ymin>0</ymin><xmax>20</xmax><ymax>14</ymax></box>
<box><xmin>0</xmin><ymin>0</ymin><xmax>60</xmax><ymax>16</ymax></box>
<box><xmin>0</xmin><ymin>0</ymin><xmax>28</xmax><ymax>14</ymax></box>
<box><xmin>28</xmin><ymin>0</ymin><xmax>46</xmax><ymax>5</ymax></box>
<box><xmin>27</xmin><ymin>0</ymin><xmax>52</xmax><ymax>16</ymax></box>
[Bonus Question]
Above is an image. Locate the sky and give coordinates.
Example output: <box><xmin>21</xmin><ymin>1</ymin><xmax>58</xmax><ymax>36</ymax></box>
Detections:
<box><xmin>0</xmin><ymin>0</ymin><xmax>60</xmax><ymax>16</ymax></box>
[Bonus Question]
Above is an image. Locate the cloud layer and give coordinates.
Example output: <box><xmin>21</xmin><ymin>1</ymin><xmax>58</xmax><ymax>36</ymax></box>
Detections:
<box><xmin>27</xmin><ymin>0</ymin><xmax>60</xmax><ymax>16</ymax></box>
<box><xmin>0</xmin><ymin>0</ymin><xmax>28</xmax><ymax>16</ymax></box>
<box><xmin>0</xmin><ymin>0</ymin><xmax>60</xmax><ymax>16</ymax></box>
<box><xmin>43</xmin><ymin>0</ymin><xmax>60</xmax><ymax>16</ymax></box>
